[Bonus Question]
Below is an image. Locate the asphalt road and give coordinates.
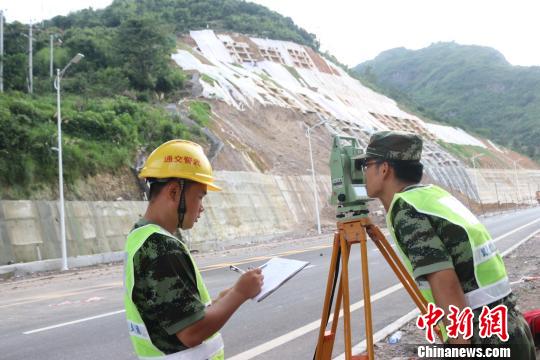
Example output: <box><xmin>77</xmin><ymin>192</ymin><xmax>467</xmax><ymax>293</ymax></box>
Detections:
<box><xmin>1</xmin><ymin>207</ymin><xmax>539</xmax><ymax>360</ymax></box>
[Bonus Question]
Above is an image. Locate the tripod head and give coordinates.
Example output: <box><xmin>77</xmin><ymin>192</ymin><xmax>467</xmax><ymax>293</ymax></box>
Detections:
<box><xmin>329</xmin><ymin>135</ymin><xmax>371</xmax><ymax>221</ymax></box>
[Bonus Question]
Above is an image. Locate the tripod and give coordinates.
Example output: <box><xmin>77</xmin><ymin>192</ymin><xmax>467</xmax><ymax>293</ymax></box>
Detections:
<box><xmin>314</xmin><ymin>217</ymin><xmax>442</xmax><ymax>360</ymax></box>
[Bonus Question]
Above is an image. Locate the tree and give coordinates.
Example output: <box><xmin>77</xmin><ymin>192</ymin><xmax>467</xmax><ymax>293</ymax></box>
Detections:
<box><xmin>113</xmin><ymin>16</ymin><xmax>174</xmax><ymax>90</ymax></box>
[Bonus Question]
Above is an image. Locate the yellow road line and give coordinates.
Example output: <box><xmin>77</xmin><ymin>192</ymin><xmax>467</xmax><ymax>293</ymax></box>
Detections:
<box><xmin>0</xmin><ymin>282</ymin><xmax>122</xmax><ymax>309</ymax></box>
<box><xmin>3</xmin><ymin>244</ymin><xmax>332</xmax><ymax>308</ymax></box>
<box><xmin>199</xmin><ymin>244</ymin><xmax>331</xmax><ymax>272</ymax></box>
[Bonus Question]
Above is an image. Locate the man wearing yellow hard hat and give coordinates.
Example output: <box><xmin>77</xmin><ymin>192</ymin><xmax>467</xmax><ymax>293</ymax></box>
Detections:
<box><xmin>123</xmin><ymin>140</ymin><xmax>263</xmax><ymax>359</ymax></box>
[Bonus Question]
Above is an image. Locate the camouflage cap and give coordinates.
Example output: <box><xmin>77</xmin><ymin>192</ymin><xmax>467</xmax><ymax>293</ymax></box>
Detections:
<box><xmin>357</xmin><ymin>131</ymin><xmax>423</xmax><ymax>162</ymax></box>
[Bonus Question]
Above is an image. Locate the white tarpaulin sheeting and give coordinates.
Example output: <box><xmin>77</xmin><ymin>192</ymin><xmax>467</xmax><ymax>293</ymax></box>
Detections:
<box><xmin>424</xmin><ymin>123</ymin><xmax>486</xmax><ymax>147</ymax></box>
<box><xmin>173</xmin><ymin>30</ymin><xmax>485</xmax><ymax>147</ymax></box>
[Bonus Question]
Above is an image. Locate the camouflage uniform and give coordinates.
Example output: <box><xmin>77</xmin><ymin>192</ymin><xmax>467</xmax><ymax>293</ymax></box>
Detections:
<box><xmin>365</xmin><ymin>131</ymin><xmax>536</xmax><ymax>359</ymax></box>
<box><xmin>391</xmin><ymin>196</ymin><xmax>536</xmax><ymax>358</ymax></box>
<box><xmin>356</xmin><ymin>130</ymin><xmax>423</xmax><ymax>163</ymax></box>
<box><xmin>131</xmin><ymin>219</ymin><xmax>205</xmax><ymax>354</ymax></box>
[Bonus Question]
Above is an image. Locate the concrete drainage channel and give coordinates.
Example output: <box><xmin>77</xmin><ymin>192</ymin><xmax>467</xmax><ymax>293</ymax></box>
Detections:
<box><xmin>0</xmin><ymin>251</ymin><xmax>125</xmax><ymax>279</ymax></box>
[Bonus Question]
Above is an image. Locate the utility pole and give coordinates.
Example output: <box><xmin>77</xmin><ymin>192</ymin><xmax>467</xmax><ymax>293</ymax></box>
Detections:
<box><xmin>305</xmin><ymin>116</ymin><xmax>328</xmax><ymax>235</ymax></box>
<box><xmin>1</xmin><ymin>9</ymin><xmax>4</xmax><ymax>93</ymax></box>
<box><xmin>513</xmin><ymin>160</ymin><xmax>522</xmax><ymax>204</ymax></box>
<box><xmin>28</xmin><ymin>20</ymin><xmax>33</xmax><ymax>94</ymax></box>
<box><xmin>50</xmin><ymin>34</ymin><xmax>53</xmax><ymax>77</ymax></box>
<box><xmin>471</xmin><ymin>154</ymin><xmax>484</xmax><ymax>204</ymax></box>
<box><xmin>54</xmin><ymin>53</ymin><xmax>85</xmax><ymax>271</ymax></box>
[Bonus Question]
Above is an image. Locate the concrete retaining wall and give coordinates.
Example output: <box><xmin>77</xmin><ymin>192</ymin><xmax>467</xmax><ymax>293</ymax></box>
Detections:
<box><xmin>0</xmin><ymin>171</ymin><xmax>331</xmax><ymax>265</ymax></box>
<box><xmin>466</xmin><ymin>168</ymin><xmax>540</xmax><ymax>205</ymax></box>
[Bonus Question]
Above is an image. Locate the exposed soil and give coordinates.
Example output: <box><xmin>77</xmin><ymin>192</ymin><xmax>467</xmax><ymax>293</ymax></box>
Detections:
<box><xmin>210</xmin><ymin>100</ymin><xmax>332</xmax><ymax>175</ymax></box>
<box><xmin>30</xmin><ymin>166</ymin><xmax>143</xmax><ymax>201</ymax></box>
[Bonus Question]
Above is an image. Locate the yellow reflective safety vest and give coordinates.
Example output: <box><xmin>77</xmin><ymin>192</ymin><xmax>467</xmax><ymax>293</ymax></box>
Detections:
<box><xmin>387</xmin><ymin>185</ymin><xmax>511</xmax><ymax>310</ymax></box>
<box><xmin>124</xmin><ymin>224</ymin><xmax>224</xmax><ymax>360</ymax></box>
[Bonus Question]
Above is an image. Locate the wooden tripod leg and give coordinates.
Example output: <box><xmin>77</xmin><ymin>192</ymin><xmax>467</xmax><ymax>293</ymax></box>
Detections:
<box><xmin>315</xmin><ymin>232</ymin><xmax>341</xmax><ymax>360</ymax></box>
<box><xmin>316</xmin><ymin>266</ymin><xmax>345</xmax><ymax>360</ymax></box>
<box><xmin>330</xmin><ymin>277</ymin><xmax>343</xmax><ymax>339</ymax></box>
<box><xmin>367</xmin><ymin>224</ymin><xmax>445</xmax><ymax>343</ymax></box>
<box><xmin>359</xmin><ymin>230</ymin><xmax>374</xmax><ymax>360</ymax></box>
<box><xmin>339</xmin><ymin>229</ymin><xmax>354</xmax><ymax>360</ymax></box>
<box><xmin>367</xmin><ymin>224</ymin><xmax>428</xmax><ymax>313</ymax></box>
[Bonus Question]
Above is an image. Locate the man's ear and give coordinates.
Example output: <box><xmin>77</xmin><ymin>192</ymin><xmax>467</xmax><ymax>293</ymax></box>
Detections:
<box><xmin>381</xmin><ymin>161</ymin><xmax>391</xmax><ymax>179</ymax></box>
<box><xmin>166</xmin><ymin>181</ymin><xmax>181</xmax><ymax>202</ymax></box>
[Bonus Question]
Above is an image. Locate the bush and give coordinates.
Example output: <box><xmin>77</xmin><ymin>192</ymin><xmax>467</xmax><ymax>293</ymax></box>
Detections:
<box><xmin>0</xmin><ymin>92</ymin><xmax>206</xmax><ymax>198</ymax></box>
<box><xmin>188</xmin><ymin>100</ymin><xmax>212</xmax><ymax>127</ymax></box>
<box><xmin>156</xmin><ymin>67</ymin><xmax>186</xmax><ymax>93</ymax></box>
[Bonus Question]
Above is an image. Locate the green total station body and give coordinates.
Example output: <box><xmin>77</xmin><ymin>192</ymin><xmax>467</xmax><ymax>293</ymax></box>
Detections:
<box><xmin>329</xmin><ymin>135</ymin><xmax>371</xmax><ymax>221</ymax></box>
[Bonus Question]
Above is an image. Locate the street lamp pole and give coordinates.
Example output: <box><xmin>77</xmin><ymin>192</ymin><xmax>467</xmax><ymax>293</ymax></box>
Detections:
<box><xmin>305</xmin><ymin>117</ymin><xmax>327</xmax><ymax>234</ymax></box>
<box><xmin>53</xmin><ymin>53</ymin><xmax>84</xmax><ymax>271</ymax></box>
<box><xmin>49</xmin><ymin>35</ymin><xmax>62</xmax><ymax>78</ymax></box>
<box><xmin>471</xmin><ymin>154</ymin><xmax>484</xmax><ymax>200</ymax></box>
<box><xmin>50</xmin><ymin>35</ymin><xmax>54</xmax><ymax>78</ymax></box>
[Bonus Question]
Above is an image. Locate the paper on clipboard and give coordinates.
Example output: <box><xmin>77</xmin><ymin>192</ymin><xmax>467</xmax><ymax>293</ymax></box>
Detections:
<box><xmin>254</xmin><ymin>257</ymin><xmax>309</xmax><ymax>302</ymax></box>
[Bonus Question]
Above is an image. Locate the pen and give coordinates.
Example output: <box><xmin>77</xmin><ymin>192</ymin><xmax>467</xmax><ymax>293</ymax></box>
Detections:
<box><xmin>229</xmin><ymin>265</ymin><xmax>246</xmax><ymax>274</ymax></box>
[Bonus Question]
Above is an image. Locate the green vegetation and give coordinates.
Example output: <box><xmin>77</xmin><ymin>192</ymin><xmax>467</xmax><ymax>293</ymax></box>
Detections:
<box><xmin>258</xmin><ymin>72</ymin><xmax>282</xmax><ymax>89</ymax></box>
<box><xmin>437</xmin><ymin>142</ymin><xmax>505</xmax><ymax>167</ymax></box>
<box><xmin>4</xmin><ymin>0</ymin><xmax>319</xmax><ymax>97</ymax></box>
<box><xmin>0</xmin><ymin>93</ymin><xmax>200</xmax><ymax>199</ymax></box>
<box><xmin>284</xmin><ymin>65</ymin><xmax>303</xmax><ymax>83</ymax></box>
<box><xmin>2</xmin><ymin>16</ymin><xmax>184</xmax><ymax>98</ymax></box>
<box><xmin>0</xmin><ymin>0</ymin><xmax>322</xmax><ymax>198</ymax></box>
<box><xmin>189</xmin><ymin>101</ymin><xmax>212</xmax><ymax>127</ymax></box>
<box><xmin>45</xmin><ymin>0</ymin><xmax>318</xmax><ymax>49</ymax></box>
<box><xmin>354</xmin><ymin>42</ymin><xmax>540</xmax><ymax>161</ymax></box>
<box><xmin>200</xmin><ymin>74</ymin><xmax>217</xmax><ymax>86</ymax></box>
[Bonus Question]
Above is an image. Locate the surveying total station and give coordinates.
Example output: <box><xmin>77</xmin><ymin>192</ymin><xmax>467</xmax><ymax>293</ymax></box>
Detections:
<box><xmin>329</xmin><ymin>136</ymin><xmax>370</xmax><ymax>220</ymax></box>
<box><xmin>314</xmin><ymin>136</ymin><xmax>442</xmax><ymax>360</ymax></box>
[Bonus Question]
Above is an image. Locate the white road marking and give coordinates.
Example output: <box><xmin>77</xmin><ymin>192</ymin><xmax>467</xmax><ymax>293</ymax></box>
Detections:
<box><xmin>492</xmin><ymin>217</ymin><xmax>540</xmax><ymax>243</ymax></box>
<box><xmin>228</xmin><ymin>284</ymin><xmax>403</xmax><ymax>360</ymax></box>
<box><xmin>231</xmin><ymin>217</ymin><xmax>540</xmax><ymax>359</ymax></box>
<box><xmin>501</xmin><ymin>229</ymin><xmax>540</xmax><ymax>256</ymax></box>
<box><xmin>21</xmin><ymin>216</ymin><xmax>540</xmax><ymax>358</ymax></box>
<box><xmin>334</xmin><ymin>309</ymin><xmax>420</xmax><ymax>360</ymax></box>
<box><xmin>23</xmin><ymin>310</ymin><xmax>125</xmax><ymax>335</ymax></box>
<box><xmin>334</xmin><ymin>223</ymin><xmax>540</xmax><ymax>359</ymax></box>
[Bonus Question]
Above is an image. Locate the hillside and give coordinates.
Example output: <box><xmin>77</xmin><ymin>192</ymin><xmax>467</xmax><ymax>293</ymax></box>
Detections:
<box><xmin>47</xmin><ymin>0</ymin><xmax>319</xmax><ymax>50</ymax></box>
<box><xmin>353</xmin><ymin>42</ymin><xmax>540</xmax><ymax>161</ymax></box>
<box><xmin>0</xmin><ymin>0</ymin><xmax>321</xmax><ymax>199</ymax></box>
<box><xmin>2</xmin><ymin>2</ymin><xmax>539</xmax><ymax>204</ymax></box>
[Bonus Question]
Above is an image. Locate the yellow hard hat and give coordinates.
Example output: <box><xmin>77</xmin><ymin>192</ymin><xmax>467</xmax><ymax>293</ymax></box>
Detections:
<box><xmin>139</xmin><ymin>140</ymin><xmax>222</xmax><ymax>191</ymax></box>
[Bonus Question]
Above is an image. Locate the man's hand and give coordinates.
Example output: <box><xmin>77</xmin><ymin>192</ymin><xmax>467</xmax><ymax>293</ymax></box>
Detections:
<box><xmin>232</xmin><ymin>268</ymin><xmax>264</xmax><ymax>300</ymax></box>
<box><xmin>177</xmin><ymin>269</ymin><xmax>263</xmax><ymax>347</ymax></box>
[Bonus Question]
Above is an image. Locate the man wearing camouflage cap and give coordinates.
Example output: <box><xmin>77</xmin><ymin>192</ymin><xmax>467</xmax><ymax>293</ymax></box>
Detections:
<box><xmin>359</xmin><ymin>131</ymin><xmax>535</xmax><ymax>357</ymax></box>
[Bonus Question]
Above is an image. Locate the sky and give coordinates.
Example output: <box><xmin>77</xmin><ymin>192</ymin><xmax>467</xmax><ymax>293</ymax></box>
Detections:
<box><xmin>2</xmin><ymin>0</ymin><xmax>540</xmax><ymax>67</ymax></box>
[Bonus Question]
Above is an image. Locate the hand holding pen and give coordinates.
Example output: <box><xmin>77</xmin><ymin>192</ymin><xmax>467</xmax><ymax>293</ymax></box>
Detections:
<box><xmin>229</xmin><ymin>265</ymin><xmax>246</xmax><ymax>274</ymax></box>
<box><xmin>229</xmin><ymin>265</ymin><xmax>264</xmax><ymax>300</ymax></box>
<box><xmin>229</xmin><ymin>263</ymin><xmax>268</xmax><ymax>274</ymax></box>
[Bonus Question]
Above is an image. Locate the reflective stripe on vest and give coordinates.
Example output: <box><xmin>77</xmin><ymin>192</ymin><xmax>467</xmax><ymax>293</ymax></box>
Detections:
<box><xmin>124</xmin><ymin>224</ymin><xmax>224</xmax><ymax>360</ymax></box>
<box><xmin>138</xmin><ymin>334</ymin><xmax>224</xmax><ymax>360</ymax></box>
<box><xmin>386</xmin><ymin>185</ymin><xmax>511</xmax><ymax>310</ymax></box>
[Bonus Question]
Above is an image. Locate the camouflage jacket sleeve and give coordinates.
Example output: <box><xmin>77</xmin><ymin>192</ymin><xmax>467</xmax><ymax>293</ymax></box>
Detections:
<box><xmin>391</xmin><ymin>198</ymin><xmax>454</xmax><ymax>280</ymax></box>
<box><xmin>132</xmin><ymin>233</ymin><xmax>206</xmax><ymax>336</ymax></box>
